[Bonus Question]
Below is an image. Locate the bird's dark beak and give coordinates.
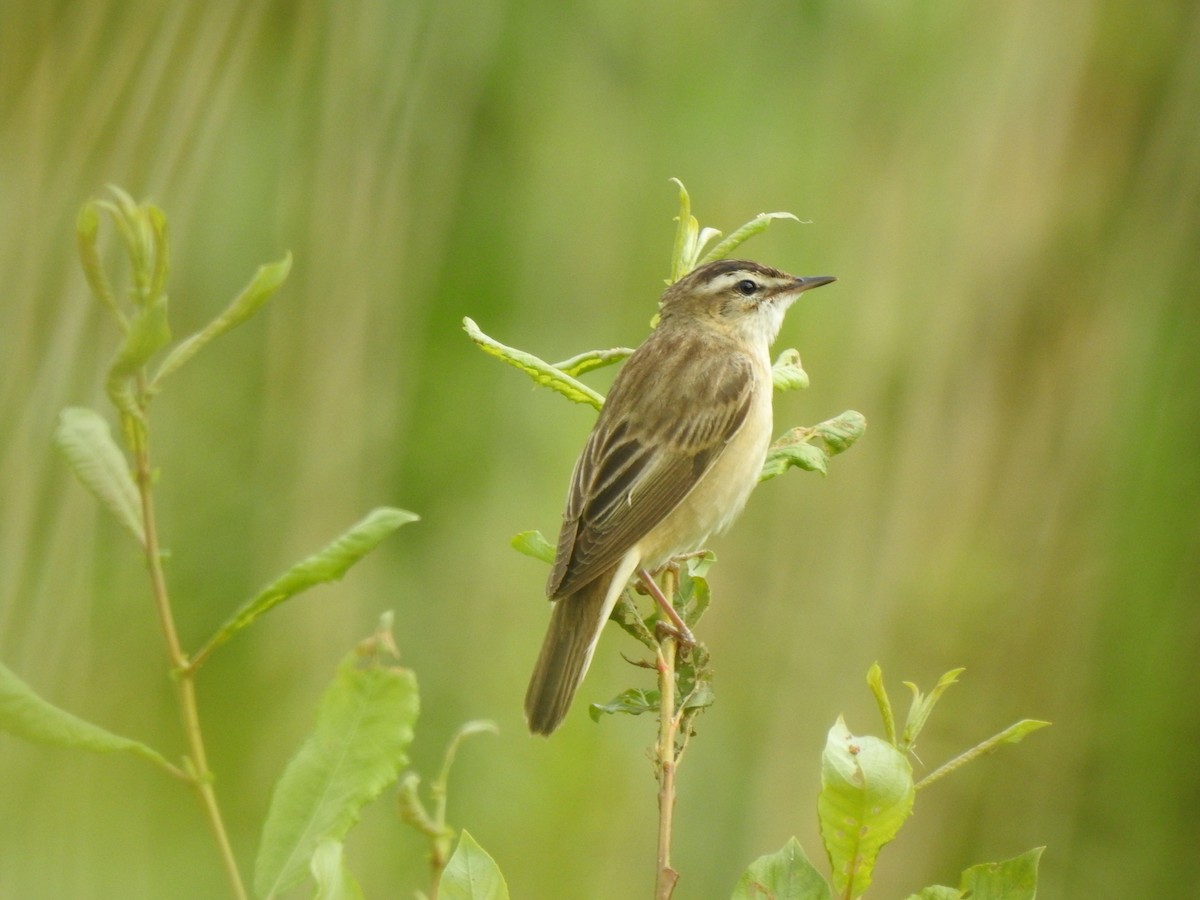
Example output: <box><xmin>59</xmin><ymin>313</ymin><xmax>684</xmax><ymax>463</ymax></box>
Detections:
<box><xmin>794</xmin><ymin>275</ymin><xmax>837</xmax><ymax>292</ymax></box>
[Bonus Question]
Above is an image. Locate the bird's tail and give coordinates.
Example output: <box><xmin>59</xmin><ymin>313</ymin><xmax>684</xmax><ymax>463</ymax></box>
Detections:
<box><xmin>524</xmin><ymin>575</ymin><xmax>614</xmax><ymax>735</ymax></box>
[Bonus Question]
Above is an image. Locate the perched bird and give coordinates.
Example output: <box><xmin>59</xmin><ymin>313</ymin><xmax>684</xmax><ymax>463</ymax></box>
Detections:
<box><xmin>525</xmin><ymin>258</ymin><xmax>835</xmax><ymax>734</ymax></box>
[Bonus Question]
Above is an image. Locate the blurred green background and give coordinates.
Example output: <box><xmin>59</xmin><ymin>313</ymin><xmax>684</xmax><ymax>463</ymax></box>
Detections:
<box><xmin>2</xmin><ymin>2</ymin><xmax>1197</xmax><ymax>897</ymax></box>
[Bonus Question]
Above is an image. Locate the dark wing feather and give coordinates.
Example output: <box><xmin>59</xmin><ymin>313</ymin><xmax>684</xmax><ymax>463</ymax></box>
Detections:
<box><xmin>547</xmin><ymin>329</ymin><xmax>755</xmax><ymax>599</ymax></box>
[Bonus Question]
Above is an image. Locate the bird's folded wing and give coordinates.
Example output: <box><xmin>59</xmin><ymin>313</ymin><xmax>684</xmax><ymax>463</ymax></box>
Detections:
<box><xmin>547</xmin><ymin>344</ymin><xmax>755</xmax><ymax>599</ymax></box>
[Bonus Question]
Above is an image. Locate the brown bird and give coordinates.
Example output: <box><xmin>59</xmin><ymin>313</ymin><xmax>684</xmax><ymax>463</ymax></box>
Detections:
<box><xmin>524</xmin><ymin>259</ymin><xmax>835</xmax><ymax>734</ymax></box>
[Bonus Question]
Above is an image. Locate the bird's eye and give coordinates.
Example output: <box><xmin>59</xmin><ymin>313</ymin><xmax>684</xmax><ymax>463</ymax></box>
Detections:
<box><xmin>735</xmin><ymin>279</ymin><xmax>758</xmax><ymax>296</ymax></box>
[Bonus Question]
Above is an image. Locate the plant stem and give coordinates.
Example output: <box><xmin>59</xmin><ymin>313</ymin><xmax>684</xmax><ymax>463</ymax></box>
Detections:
<box><xmin>654</xmin><ymin>567</ymin><xmax>682</xmax><ymax>900</ymax></box>
<box><xmin>130</xmin><ymin>403</ymin><xmax>248</xmax><ymax>900</ymax></box>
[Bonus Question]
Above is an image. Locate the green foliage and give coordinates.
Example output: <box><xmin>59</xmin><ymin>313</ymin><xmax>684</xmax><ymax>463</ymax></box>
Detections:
<box><xmin>191</xmin><ymin>507</ymin><xmax>419</xmax><ymax>669</ymax></box>
<box><xmin>462</xmin><ymin>316</ymin><xmax>604</xmax><ymax>410</ymax></box>
<box><xmin>0</xmin><ymin>660</ymin><xmax>176</xmax><ymax>777</ymax></box>
<box><xmin>439</xmin><ymin>831</ymin><xmax>510</xmax><ymax>900</ymax></box>
<box><xmin>668</xmin><ymin>178</ymin><xmax>800</xmax><ymax>282</ymax></box>
<box><xmin>733</xmin><ymin>838</ymin><xmax>831</xmax><ymax>900</ymax></box>
<box><xmin>309</xmin><ymin>840</ymin><xmax>364</xmax><ymax>900</ymax></box>
<box><xmin>254</xmin><ymin>615</ymin><xmax>419</xmax><ymax>899</ymax></box>
<box><xmin>397</xmin><ymin>719</ymin><xmax>498</xmax><ymax>890</ymax></box>
<box><xmin>903</xmin><ymin>848</ymin><xmax>1044</xmax><ymax>900</ymax></box>
<box><xmin>817</xmin><ymin>719</ymin><xmax>915</xmax><ymax>899</ymax></box>
<box><xmin>152</xmin><ymin>252</ymin><xmax>293</xmax><ymax>388</ymax></box>
<box><xmin>738</xmin><ymin>667</ymin><xmax>1046</xmax><ymax>900</ymax></box>
<box><xmin>509</xmin><ymin>529</ymin><xmax>555</xmax><ymax>564</ymax></box>
<box><xmin>759</xmin><ymin>412</ymin><xmax>868</xmax><ymax>482</ymax></box>
<box><xmin>772</xmin><ymin>349</ymin><xmax>811</xmax><ymax>392</ymax></box>
<box><xmin>54</xmin><ymin>407</ymin><xmax>145</xmax><ymax>546</ymax></box>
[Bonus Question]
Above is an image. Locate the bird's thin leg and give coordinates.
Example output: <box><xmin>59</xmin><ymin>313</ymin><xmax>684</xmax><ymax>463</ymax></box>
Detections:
<box><xmin>638</xmin><ymin>568</ymin><xmax>695</xmax><ymax>646</ymax></box>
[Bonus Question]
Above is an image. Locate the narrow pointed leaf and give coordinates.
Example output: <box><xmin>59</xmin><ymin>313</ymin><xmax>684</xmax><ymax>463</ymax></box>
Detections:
<box><xmin>696</xmin><ymin>212</ymin><xmax>800</xmax><ymax>268</ymax></box>
<box><xmin>0</xmin><ymin>661</ymin><xmax>172</xmax><ymax>774</ymax></box>
<box><xmin>669</xmin><ymin>177</ymin><xmax>697</xmax><ymax>282</ymax></box>
<box><xmin>916</xmin><ymin>720</ymin><xmax>1051</xmax><ymax>790</ymax></box>
<box><xmin>901</xmin><ymin>668</ymin><xmax>964</xmax><ymax>751</ymax></box>
<box><xmin>153</xmin><ymin>253</ymin><xmax>292</xmax><ymax>387</ymax></box>
<box><xmin>440</xmin><ymin>831</ymin><xmax>510</xmax><ymax>900</ymax></box>
<box><xmin>551</xmin><ymin>346</ymin><xmax>634</xmax><ymax>378</ymax></box>
<box><xmin>463</xmin><ymin>318</ymin><xmax>603</xmax><ymax>409</ymax></box>
<box><xmin>54</xmin><ymin>407</ymin><xmax>145</xmax><ymax>546</ymax></box>
<box><xmin>772</xmin><ymin>349</ymin><xmax>810</xmax><ymax>392</ymax></box>
<box><xmin>510</xmin><ymin>530</ymin><xmax>555</xmax><ymax>564</ymax></box>
<box><xmin>194</xmin><ymin>508</ymin><xmax>417</xmax><ymax>667</ymax></box>
<box><xmin>733</xmin><ymin>837</ymin><xmax>831</xmax><ymax>900</ymax></box>
<box><xmin>866</xmin><ymin>663</ymin><xmax>897</xmax><ymax>747</ymax></box>
<box><xmin>255</xmin><ymin>623</ymin><xmax>419</xmax><ymax>899</ymax></box>
<box><xmin>76</xmin><ymin>202</ymin><xmax>124</xmax><ymax>326</ymax></box>
<box><xmin>105</xmin><ymin>297</ymin><xmax>171</xmax><ymax>418</ymax></box>
<box><xmin>818</xmin><ymin>718</ymin><xmax>915</xmax><ymax>900</ymax></box>
<box><xmin>310</xmin><ymin>839</ymin><xmax>364</xmax><ymax>900</ymax></box>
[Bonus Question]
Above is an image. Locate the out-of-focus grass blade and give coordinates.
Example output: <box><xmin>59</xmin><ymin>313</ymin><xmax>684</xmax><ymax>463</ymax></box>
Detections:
<box><xmin>54</xmin><ymin>407</ymin><xmax>145</xmax><ymax>546</ymax></box>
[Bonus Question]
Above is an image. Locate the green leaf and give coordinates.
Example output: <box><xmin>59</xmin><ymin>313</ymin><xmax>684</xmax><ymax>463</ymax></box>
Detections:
<box><xmin>905</xmin><ymin>848</ymin><xmax>1044</xmax><ymax>900</ymax></box>
<box><xmin>193</xmin><ymin>507</ymin><xmax>417</xmax><ymax>668</ymax></box>
<box><xmin>76</xmin><ymin>201</ymin><xmax>124</xmax><ymax>327</ymax></box>
<box><xmin>760</xmin><ymin>411</ymin><xmax>867</xmax><ymax>483</ymax></box>
<box><xmin>669</xmin><ymin>177</ymin><xmax>700</xmax><ymax>282</ymax></box>
<box><xmin>0</xmin><ymin>660</ymin><xmax>173</xmax><ymax>774</ymax></box>
<box><xmin>105</xmin><ymin>296</ymin><xmax>171</xmax><ymax>418</ymax></box>
<box><xmin>957</xmin><ymin>847</ymin><xmax>1043</xmax><ymax>900</ymax></box>
<box><xmin>732</xmin><ymin>837</ymin><xmax>832</xmax><ymax>900</ymax></box>
<box><xmin>817</xmin><ymin>717</ymin><xmax>915</xmax><ymax>900</ymax></box>
<box><xmin>510</xmin><ymin>530</ymin><xmax>555</xmax><ymax>564</ymax></box>
<box><xmin>772</xmin><ymin>349</ymin><xmax>810</xmax><ymax>392</ymax></box>
<box><xmin>916</xmin><ymin>719</ymin><xmax>1051</xmax><ymax>790</ymax></box>
<box><xmin>697</xmin><ymin>211</ymin><xmax>800</xmax><ymax>268</ymax></box>
<box><xmin>589</xmin><ymin>688</ymin><xmax>659</xmax><ymax>722</ymax></box>
<box><xmin>676</xmin><ymin>552</ymin><xmax>714</xmax><ymax>628</ymax></box>
<box><xmin>463</xmin><ymin>317</ymin><xmax>604</xmax><ymax>410</ymax></box>
<box><xmin>309</xmin><ymin>839</ymin><xmax>364</xmax><ymax>900</ymax></box>
<box><xmin>152</xmin><ymin>253</ymin><xmax>292</xmax><ymax>387</ymax></box>
<box><xmin>866</xmin><ymin>663</ymin><xmax>897</xmax><ymax>747</ymax></box>
<box><xmin>54</xmin><ymin>407</ymin><xmax>145</xmax><ymax>546</ymax></box>
<box><xmin>903</xmin><ymin>887</ymin><xmax>961</xmax><ymax>900</ymax></box>
<box><xmin>760</xmin><ymin>437</ymin><xmax>829</xmax><ymax>481</ymax></box>
<box><xmin>551</xmin><ymin>346</ymin><xmax>634</xmax><ymax>378</ymax></box>
<box><xmin>814</xmin><ymin>410</ymin><xmax>867</xmax><ymax>455</ymax></box>
<box><xmin>254</xmin><ymin>618</ymin><xmax>419</xmax><ymax>899</ymax></box>
<box><xmin>439</xmin><ymin>831</ymin><xmax>510</xmax><ymax>900</ymax></box>
<box><xmin>900</xmin><ymin>668</ymin><xmax>965</xmax><ymax>752</ymax></box>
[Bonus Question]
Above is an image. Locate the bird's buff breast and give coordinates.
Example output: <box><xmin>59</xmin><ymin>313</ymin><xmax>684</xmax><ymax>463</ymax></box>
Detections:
<box><xmin>635</xmin><ymin>376</ymin><xmax>773</xmax><ymax>571</ymax></box>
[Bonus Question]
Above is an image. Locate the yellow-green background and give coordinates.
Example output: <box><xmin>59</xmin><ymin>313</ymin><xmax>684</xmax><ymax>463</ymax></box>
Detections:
<box><xmin>2</xmin><ymin>2</ymin><xmax>1197</xmax><ymax>897</ymax></box>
